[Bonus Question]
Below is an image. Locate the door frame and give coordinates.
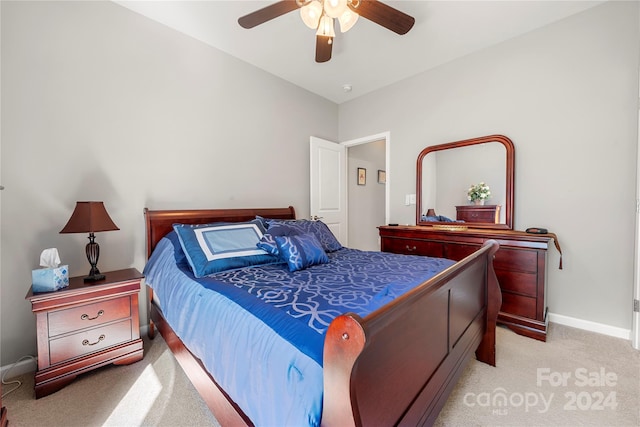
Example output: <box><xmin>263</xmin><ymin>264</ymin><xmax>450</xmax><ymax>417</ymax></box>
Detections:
<box><xmin>342</xmin><ymin>131</ymin><xmax>391</xmax><ymax>226</ymax></box>
<box><xmin>633</xmin><ymin>48</ymin><xmax>640</xmax><ymax>349</ymax></box>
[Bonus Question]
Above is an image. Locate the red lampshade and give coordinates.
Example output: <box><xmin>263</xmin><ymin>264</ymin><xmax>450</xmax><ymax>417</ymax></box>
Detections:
<box><xmin>60</xmin><ymin>202</ymin><xmax>119</xmax><ymax>234</ymax></box>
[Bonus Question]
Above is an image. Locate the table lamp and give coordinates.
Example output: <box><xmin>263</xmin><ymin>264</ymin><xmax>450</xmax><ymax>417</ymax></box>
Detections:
<box><xmin>60</xmin><ymin>201</ymin><xmax>119</xmax><ymax>282</ymax></box>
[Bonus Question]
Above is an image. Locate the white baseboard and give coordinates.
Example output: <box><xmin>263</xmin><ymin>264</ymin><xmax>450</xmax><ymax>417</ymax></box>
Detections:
<box><xmin>0</xmin><ymin>356</ymin><xmax>37</xmax><ymax>379</ymax></box>
<box><xmin>548</xmin><ymin>312</ymin><xmax>631</xmax><ymax>340</ymax></box>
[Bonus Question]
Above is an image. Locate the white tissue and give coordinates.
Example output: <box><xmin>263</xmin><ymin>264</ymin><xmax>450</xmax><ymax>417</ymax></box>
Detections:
<box><xmin>39</xmin><ymin>248</ymin><xmax>61</xmax><ymax>268</ymax></box>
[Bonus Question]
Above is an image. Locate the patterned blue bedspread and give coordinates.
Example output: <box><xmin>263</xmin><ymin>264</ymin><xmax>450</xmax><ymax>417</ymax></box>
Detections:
<box><xmin>158</xmin><ymin>231</ymin><xmax>454</xmax><ymax>365</ymax></box>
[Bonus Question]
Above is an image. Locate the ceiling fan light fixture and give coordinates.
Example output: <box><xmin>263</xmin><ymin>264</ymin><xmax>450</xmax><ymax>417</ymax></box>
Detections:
<box><xmin>323</xmin><ymin>0</ymin><xmax>348</xmax><ymax>19</ymax></box>
<box><xmin>316</xmin><ymin>15</ymin><xmax>336</xmax><ymax>38</ymax></box>
<box><xmin>239</xmin><ymin>0</ymin><xmax>414</xmax><ymax>63</ymax></box>
<box><xmin>300</xmin><ymin>0</ymin><xmax>323</xmax><ymax>29</ymax></box>
<box><xmin>338</xmin><ymin>9</ymin><xmax>358</xmax><ymax>33</ymax></box>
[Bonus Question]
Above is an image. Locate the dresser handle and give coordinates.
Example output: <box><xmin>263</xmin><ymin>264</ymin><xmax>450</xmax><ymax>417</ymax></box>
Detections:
<box><xmin>405</xmin><ymin>245</ymin><xmax>417</xmax><ymax>252</ymax></box>
<box><xmin>82</xmin><ymin>334</ymin><xmax>105</xmax><ymax>346</ymax></box>
<box><xmin>81</xmin><ymin>310</ymin><xmax>104</xmax><ymax>321</ymax></box>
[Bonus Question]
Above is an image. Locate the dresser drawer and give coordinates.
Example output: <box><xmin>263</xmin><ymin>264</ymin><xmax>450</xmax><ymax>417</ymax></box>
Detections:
<box><xmin>49</xmin><ymin>319</ymin><xmax>133</xmax><ymax>365</ymax></box>
<box><xmin>501</xmin><ymin>292</ymin><xmax>536</xmax><ymax>319</ymax></box>
<box><xmin>494</xmin><ymin>248</ymin><xmax>538</xmax><ymax>274</ymax></box>
<box><xmin>496</xmin><ymin>270</ymin><xmax>537</xmax><ymax>297</ymax></box>
<box><xmin>444</xmin><ymin>243</ymin><xmax>480</xmax><ymax>261</ymax></box>
<box><xmin>48</xmin><ymin>296</ymin><xmax>131</xmax><ymax>337</ymax></box>
<box><xmin>382</xmin><ymin>237</ymin><xmax>444</xmax><ymax>257</ymax></box>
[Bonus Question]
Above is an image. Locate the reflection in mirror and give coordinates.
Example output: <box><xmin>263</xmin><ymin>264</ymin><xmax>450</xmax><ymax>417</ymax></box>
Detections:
<box><xmin>416</xmin><ymin>135</ymin><xmax>514</xmax><ymax>230</ymax></box>
<box><xmin>424</xmin><ymin>143</ymin><xmax>505</xmax><ymax>221</ymax></box>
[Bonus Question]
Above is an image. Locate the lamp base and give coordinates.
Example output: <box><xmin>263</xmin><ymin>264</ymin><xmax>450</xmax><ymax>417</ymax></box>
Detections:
<box><xmin>84</xmin><ymin>234</ymin><xmax>105</xmax><ymax>283</ymax></box>
<box><xmin>84</xmin><ymin>273</ymin><xmax>105</xmax><ymax>282</ymax></box>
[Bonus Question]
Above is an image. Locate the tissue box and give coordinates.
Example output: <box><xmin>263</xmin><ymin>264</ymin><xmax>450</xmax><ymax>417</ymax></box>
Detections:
<box><xmin>31</xmin><ymin>265</ymin><xmax>69</xmax><ymax>293</ymax></box>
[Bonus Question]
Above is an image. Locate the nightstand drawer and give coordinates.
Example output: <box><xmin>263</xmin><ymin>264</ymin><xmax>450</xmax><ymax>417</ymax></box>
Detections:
<box><xmin>48</xmin><ymin>296</ymin><xmax>131</xmax><ymax>337</ymax></box>
<box><xmin>49</xmin><ymin>319</ymin><xmax>133</xmax><ymax>365</ymax></box>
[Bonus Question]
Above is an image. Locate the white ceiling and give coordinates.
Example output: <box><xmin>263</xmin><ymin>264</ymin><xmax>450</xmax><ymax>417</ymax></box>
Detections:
<box><xmin>115</xmin><ymin>1</ymin><xmax>605</xmax><ymax>104</ymax></box>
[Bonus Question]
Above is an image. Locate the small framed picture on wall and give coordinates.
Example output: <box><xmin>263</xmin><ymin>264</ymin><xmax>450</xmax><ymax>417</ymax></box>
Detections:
<box><xmin>377</xmin><ymin>170</ymin><xmax>386</xmax><ymax>184</ymax></box>
<box><xmin>357</xmin><ymin>167</ymin><xmax>366</xmax><ymax>185</ymax></box>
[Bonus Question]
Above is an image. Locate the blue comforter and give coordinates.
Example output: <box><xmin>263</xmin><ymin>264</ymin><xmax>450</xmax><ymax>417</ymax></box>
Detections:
<box><xmin>144</xmin><ymin>232</ymin><xmax>455</xmax><ymax>426</ymax></box>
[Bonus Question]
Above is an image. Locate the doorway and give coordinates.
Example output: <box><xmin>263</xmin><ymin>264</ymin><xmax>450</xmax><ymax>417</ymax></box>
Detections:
<box><xmin>343</xmin><ymin>132</ymin><xmax>390</xmax><ymax>251</ymax></box>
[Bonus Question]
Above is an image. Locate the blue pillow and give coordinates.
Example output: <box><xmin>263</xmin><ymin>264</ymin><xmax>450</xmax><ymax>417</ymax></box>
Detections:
<box><xmin>265</xmin><ymin>219</ymin><xmax>342</xmax><ymax>252</ymax></box>
<box><xmin>275</xmin><ymin>233</ymin><xmax>329</xmax><ymax>272</ymax></box>
<box><xmin>256</xmin><ymin>226</ymin><xmax>301</xmax><ymax>257</ymax></box>
<box><xmin>257</xmin><ymin>234</ymin><xmax>279</xmax><ymax>256</ymax></box>
<box><xmin>173</xmin><ymin>219</ymin><xmax>278</xmax><ymax>278</ymax></box>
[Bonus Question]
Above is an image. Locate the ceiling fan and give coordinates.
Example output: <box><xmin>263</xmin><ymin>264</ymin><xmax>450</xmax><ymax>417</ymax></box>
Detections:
<box><xmin>238</xmin><ymin>0</ymin><xmax>415</xmax><ymax>63</ymax></box>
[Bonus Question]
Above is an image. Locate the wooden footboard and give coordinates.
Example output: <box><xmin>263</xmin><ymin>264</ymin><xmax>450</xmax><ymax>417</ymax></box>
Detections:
<box><xmin>321</xmin><ymin>239</ymin><xmax>500</xmax><ymax>426</ymax></box>
<box><xmin>144</xmin><ymin>208</ymin><xmax>500</xmax><ymax>427</ymax></box>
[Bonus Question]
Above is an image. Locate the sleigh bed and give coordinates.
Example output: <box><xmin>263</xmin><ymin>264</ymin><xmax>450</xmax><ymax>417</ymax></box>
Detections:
<box><xmin>143</xmin><ymin>206</ymin><xmax>501</xmax><ymax>426</ymax></box>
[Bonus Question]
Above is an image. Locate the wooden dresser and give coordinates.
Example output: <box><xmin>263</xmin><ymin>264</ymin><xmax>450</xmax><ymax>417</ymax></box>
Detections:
<box><xmin>26</xmin><ymin>268</ymin><xmax>144</xmax><ymax>398</ymax></box>
<box><xmin>379</xmin><ymin>226</ymin><xmax>551</xmax><ymax>341</ymax></box>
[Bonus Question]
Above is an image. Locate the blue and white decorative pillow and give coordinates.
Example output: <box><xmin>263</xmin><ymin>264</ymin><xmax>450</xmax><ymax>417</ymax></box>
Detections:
<box><xmin>257</xmin><ymin>233</ymin><xmax>279</xmax><ymax>256</ymax></box>
<box><xmin>275</xmin><ymin>233</ymin><xmax>329</xmax><ymax>272</ymax></box>
<box><xmin>257</xmin><ymin>224</ymin><xmax>301</xmax><ymax>257</ymax></box>
<box><xmin>264</xmin><ymin>219</ymin><xmax>343</xmax><ymax>253</ymax></box>
<box><xmin>173</xmin><ymin>219</ymin><xmax>278</xmax><ymax>278</ymax></box>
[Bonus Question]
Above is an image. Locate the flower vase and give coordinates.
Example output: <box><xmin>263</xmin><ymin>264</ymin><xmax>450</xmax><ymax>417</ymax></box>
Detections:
<box><xmin>473</xmin><ymin>199</ymin><xmax>485</xmax><ymax>205</ymax></box>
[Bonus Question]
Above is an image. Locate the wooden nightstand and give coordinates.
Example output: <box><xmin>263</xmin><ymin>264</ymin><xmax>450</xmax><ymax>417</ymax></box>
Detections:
<box><xmin>25</xmin><ymin>268</ymin><xmax>144</xmax><ymax>398</ymax></box>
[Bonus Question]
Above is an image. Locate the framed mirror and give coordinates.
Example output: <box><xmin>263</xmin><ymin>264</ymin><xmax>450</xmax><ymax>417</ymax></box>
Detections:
<box><xmin>416</xmin><ymin>134</ymin><xmax>514</xmax><ymax>229</ymax></box>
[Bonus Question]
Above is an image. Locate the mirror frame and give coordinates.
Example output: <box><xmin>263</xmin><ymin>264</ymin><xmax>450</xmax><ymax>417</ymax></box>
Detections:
<box><xmin>416</xmin><ymin>134</ymin><xmax>515</xmax><ymax>230</ymax></box>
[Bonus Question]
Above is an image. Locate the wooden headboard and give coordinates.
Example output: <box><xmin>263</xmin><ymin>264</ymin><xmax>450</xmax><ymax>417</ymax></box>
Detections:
<box><xmin>143</xmin><ymin>206</ymin><xmax>297</xmax><ymax>259</ymax></box>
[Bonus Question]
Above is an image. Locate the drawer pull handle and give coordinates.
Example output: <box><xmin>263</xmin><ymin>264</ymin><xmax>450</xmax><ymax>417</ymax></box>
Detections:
<box><xmin>82</xmin><ymin>334</ymin><xmax>105</xmax><ymax>346</ymax></box>
<box><xmin>405</xmin><ymin>245</ymin><xmax>417</xmax><ymax>252</ymax></box>
<box><xmin>81</xmin><ymin>310</ymin><xmax>104</xmax><ymax>321</ymax></box>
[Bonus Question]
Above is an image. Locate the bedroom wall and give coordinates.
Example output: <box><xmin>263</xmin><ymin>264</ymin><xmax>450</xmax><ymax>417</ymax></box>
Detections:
<box><xmin>0</xmin><ymin>1</ymin><xmax>338</xmax><ymax>366</ymax></box>
<box><xmin>338</xmin><ymin>1</ymin><xmax>639</xmax><ymax>332</ymax></box>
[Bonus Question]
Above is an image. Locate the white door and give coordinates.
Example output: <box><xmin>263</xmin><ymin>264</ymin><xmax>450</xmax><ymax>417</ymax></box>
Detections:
<box><xmin>310</xmin><ymin>136</ymin><xmax>347</xmax><ymax>246</ymax></box>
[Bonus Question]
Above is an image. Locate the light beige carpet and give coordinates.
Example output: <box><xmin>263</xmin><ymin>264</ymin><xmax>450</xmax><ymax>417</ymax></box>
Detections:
<box><xmin>2</xmin><ymin>334</ymin><xmax>219</xmax><ymax>427</ymax></box>
<box><xmin>3</xmin><ymin>323</ymin><xmax>639</xmax><ymax>426</ymax></box>
<box><xmin>436</xmin><ymin>324</ymin><xmax>639</xmax><ymax>426</ymax></box>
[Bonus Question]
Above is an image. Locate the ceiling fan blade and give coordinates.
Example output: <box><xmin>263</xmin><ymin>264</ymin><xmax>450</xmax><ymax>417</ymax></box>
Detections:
<box><xmin>316</xmin><ymin>35</ymin><xmax>333</xmax><ymax>63</ymax></box>
<box><xmin>351</xmin><ymin>0</ymin><xmax>415</xmax><ymax>35</ymax></box>
<box><xmin>238</xmin><ymin>0</ymin><xmax>300</xmax><ymax>29</ymax></box>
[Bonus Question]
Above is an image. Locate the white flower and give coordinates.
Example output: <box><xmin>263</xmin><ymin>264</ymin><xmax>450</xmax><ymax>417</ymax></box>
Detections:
<box><xmin>467</xmin><ymin>182</ymin><xmax>491</xmax><ymax>201</ymax></box>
